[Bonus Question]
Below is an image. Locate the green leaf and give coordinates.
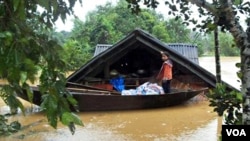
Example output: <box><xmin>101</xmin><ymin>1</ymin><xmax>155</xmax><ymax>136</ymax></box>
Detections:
<box><xmin>236</xmin><ymin>92</ymin><xmax>243</xmax><ymax>101</ymax></box>
<box><xmin>47</xmin><ymin>113</ymin><xmax>58</xmax><ymax>129</ymax></box>
<box><xmin>41</xmin><ymin>94</ymin><xmax>58</xmax><ymax>111</ymax></box>
<box><xmin>36</xmin><ymin>0</ymin><xmax>50</xmax><ymax>10</ymax></box>
<box><xmin>0</xmin><ymin>31</ymin><xmax>13</xmax><ymax>46</ymax></box>
<box><xmin>66</xmin><ymin>94</ymin><xmax>78</xmax><ymax>106</ymax></box>
<box><xmin>15</xmin><ymin>0</ymin><xmax>25</xmax><ymax>20</ymax></box>
<box><xmin>0</xmin><ymin>31</ymin><xmax>12</xmax><ymax>38</ymax></box>
<box><xmin>23</xmin><ymin>83</ymin><xmax>34</xmax><ymax>104</ymax></box>
<box><xmin>6</xmin><ymin>95</ymin><xmax>25</xmax><ymax>114</ymax></box>
<box><xmin>61</xmin><ymin>112</ymin><xmax>83</xmax><ymax>126</ymax></box>
<box><xmin>9</xmin><ymin>121</ymin><xmax>21</xmax><ymax>132</ymax></box>
<box><xmin>20</xmin><ymin>71</ymin><xmax>27</xmax><ymax>85</ymax></box>
<box><xmin>235</xmin><ymin>62</ymin><xmax>241</xmax><ymax>68</ymax></box>
<box><xmin>233</xmin><ymin>0</ymin><xmax>242</xmax><ymax>5</ymax></box>
<box><xmin>13</xmin><ymin>0</ymin><xmax>20</xmax><ymax>12</ymax></box>
<box><xmin>41</xmin><ymin>94</ymin><xmax>58</xmax><ymax>128</ymax></box>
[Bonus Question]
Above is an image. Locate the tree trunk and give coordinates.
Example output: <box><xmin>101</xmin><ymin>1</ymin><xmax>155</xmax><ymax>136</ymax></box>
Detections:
<box><xmin>214</xmin><ymin>25</ymin><xmax>221</xmax><ymax>83</ymax></box>
<box><xmin>242</xmin><ymin>26</ymin><xmax>250</xmax><ymax>125</ymax></box>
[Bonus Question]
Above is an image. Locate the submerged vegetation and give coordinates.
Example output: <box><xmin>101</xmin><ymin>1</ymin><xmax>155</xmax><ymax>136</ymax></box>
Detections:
<box><xmin>0</xmin><ymin>114</ymin><xmax>21</xmax><ymax>136</ymax></box>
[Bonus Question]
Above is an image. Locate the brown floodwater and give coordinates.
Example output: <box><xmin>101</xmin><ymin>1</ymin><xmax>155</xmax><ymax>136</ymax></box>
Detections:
<box><xmin>199</xmin><ymin>56</ymin><xmax>241</xmax><ymax>89</ymax></box>
<box><xmin>0</xmin><ymin>56</ymin><xmax>240</xmax><ymax>141</ymax></box>
<box><xmin>0</xmin><ymin>99</ymin><xmax>217</xmax><ymax>141</ymax></box>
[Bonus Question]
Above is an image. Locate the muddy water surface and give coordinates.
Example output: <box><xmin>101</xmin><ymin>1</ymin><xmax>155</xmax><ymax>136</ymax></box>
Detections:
<box><xmin>0</xmin><ymin>57</ymin><xmax>240</xmax><ymax>141</ymax></box>
<box><xmin>0</xmin><ymin>99</ymin><xmax>217</xmax><ymax>141</ymax></box>
<box><xmin>199</xmin><ymin>56</ymin><xmax>241</xmax><ymax>89</ymax></box>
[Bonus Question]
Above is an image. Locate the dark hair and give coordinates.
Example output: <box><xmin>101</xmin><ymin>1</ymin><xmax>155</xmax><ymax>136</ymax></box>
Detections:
<box><xmin>161</xmin><ymin>51</ymin><xmax>169</xmax><ymax>57</ymax></box>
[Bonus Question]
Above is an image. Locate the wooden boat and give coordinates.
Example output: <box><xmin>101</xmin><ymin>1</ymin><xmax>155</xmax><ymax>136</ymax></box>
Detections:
<box><xmin>70</xmin><ymin>89</ymin><xmax>207</xmax><ymax>111</ymax></box>
<box><xmin>17</xmin><ymin>82</ymin><xmax>208</xmax><ymax>111</ymax></box>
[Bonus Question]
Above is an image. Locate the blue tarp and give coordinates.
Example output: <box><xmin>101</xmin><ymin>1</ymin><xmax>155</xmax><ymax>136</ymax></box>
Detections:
<box><xmin>110</xmin><ymin>76</ymin><xmax>124</xmax><ymax>92</ymax></box>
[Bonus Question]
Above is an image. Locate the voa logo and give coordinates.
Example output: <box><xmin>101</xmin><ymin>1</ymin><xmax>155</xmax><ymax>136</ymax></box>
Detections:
<box><xmin>226</xmin><ymin>129</ymin><xmax>246</xmax><ymax>136</ymax></box>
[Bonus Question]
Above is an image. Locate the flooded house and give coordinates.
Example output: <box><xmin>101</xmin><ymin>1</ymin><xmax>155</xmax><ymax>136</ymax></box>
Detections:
<box><xmin>67</xmin><ymin>28</ymin><xmax>236</xmax><ymax>92</ymax></box>
<box><xmin>17</xmin><ymin>28</ymin><xmax>239</xmax><ymax>111</ymax></box>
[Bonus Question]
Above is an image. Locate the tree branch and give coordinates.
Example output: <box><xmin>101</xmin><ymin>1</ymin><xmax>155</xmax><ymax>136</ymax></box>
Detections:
<box><xmin>187</xmin><ymin>0</ymin><xmax>216</xmax><ymax>13</ymax></box>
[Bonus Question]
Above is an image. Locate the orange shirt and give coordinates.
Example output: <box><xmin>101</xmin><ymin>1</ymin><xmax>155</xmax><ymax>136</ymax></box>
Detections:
<box><xmin>157</xmin><ymin>60</ymin><xmax>173</xmax><ymax>80</ymax></box>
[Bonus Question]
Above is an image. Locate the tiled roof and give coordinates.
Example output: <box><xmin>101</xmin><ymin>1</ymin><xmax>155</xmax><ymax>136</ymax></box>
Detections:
<box><xmin>94</xmin><ymin>43</ymin><xmax>199</xmax><ymax>64</ymax></box>
<box><xmin>93</xmin><ymin>44</ymin><xmax>112</xmax><ymax>57</ymax></box>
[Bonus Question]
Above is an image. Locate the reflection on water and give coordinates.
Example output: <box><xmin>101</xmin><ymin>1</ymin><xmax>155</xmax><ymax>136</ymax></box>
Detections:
<box><xmin>0</xmin><ymin>57</ymin><xmax>240</xmax><ymax>141</ymax></box>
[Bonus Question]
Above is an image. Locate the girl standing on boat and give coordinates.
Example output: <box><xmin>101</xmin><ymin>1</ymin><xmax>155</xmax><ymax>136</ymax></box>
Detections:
<box><xmin>157</xmin><ymin>51</ymin><xmax>173</xmax><ymax>94</ymax></box>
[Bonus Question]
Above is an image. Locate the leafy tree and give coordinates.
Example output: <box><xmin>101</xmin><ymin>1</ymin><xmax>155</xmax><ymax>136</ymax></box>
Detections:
<box><xmin>63</xmin><ymin>39</ymin><xmax>92</xmax><ymax>70</ymax></box>
<box><xmin>125</xmin><ymin>0</ymin><xmax>249</xmax><ymax>124</ymax></box>
<box><xmin>0</xmin><ymin>0</ymin><xmax>83</xmax><ymax>135</ymax></box>
<box><xmin>152</xmin><ymin>23</ymin><xmax>170</xmax><ymax>41</ymax></box>
<box><xmin>68</xmin><ymin>0</ymin><xmax>193</xmax><ymax>63</ymax></box>
<box><xmin>53</xmin><ymin>30</ymin><xmax>71</xmax><ymax>45</ymax></box>
<box><xmin>164</xmin><ymin>18</ymin><xmax>191</xmax><ymax>43</ymax></box>
<box><xmin>196</xmin><ymin>32</ymin><xmax>240</xmax><ymax>56</ymax></box>
<box><xmin>189</xmin><ymin>32</ymin><xmax>206</xmax><ymax>56</ymax></box>
<box><xmin>199</xmin><ymin>33</ymin><xmax>219</xmax><ymax>56</ymax></box>
<box><xmin>219</xmin><ymin>32</ymin><xmax>240</xmax><ymax>56</ymax></box>
<box><xmin>70</xmin><ymin>0</ymin><xmax>160</xmax><ymax>47</ymax></box>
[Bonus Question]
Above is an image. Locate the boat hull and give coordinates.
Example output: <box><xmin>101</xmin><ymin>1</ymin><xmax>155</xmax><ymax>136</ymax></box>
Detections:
<box><xmin>18</xmin><ymin>87</ymin><xmax>206</xmax><ymax>111</ymax></box>
<box><xmin>73</xmin><ymin>91</ymin><xmax>202</xmax><ymax>111</ymax></box>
